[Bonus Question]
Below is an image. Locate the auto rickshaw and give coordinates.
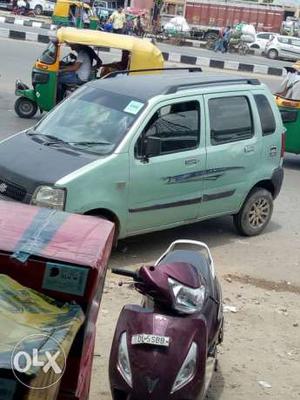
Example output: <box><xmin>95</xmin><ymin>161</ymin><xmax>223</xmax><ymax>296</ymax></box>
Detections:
<box><xmin>14</xmin><ymin>27</ymin><xmax>164</xmax><ymax>118</ymax></box>
<box><xmin>276</xmin><ymin>95</ymin><xmax>300</xmax><ymax>154</ymax></box>
<box><xmin>52</xmin><ymin>0</ymin><xmax>99</xmax><ymax>29</ymax></box>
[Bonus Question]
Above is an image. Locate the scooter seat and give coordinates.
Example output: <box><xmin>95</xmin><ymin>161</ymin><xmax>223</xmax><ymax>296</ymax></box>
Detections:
<box><xmin>159</xmin><ymin>250</ymin><xmax>214</xmax><ymax>296</ymax></box>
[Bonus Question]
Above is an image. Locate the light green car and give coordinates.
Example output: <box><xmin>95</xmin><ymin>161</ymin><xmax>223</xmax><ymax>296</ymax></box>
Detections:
<box><xmin>0</xmin><ymin>73</ymin><xmax>284</xmax><ymax>239</ymax></box>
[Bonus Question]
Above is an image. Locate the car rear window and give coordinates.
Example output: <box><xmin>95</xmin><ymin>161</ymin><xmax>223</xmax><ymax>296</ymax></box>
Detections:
<box><xmin>208</xmin><ymin>96</ymin><xmax>254</xmax><ymax>145</ymax></box>
<box><xmin>254</xmin><ymin>94</ymin><xmax>276</xmax><ymax>136</ymax></box>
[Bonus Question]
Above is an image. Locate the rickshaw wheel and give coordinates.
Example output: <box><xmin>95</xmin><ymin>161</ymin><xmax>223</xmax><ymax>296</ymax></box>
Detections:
<box><xmin>15</xmin><ymin>97</ymin><xmax>38</xmax><ymax>119</ymax></box>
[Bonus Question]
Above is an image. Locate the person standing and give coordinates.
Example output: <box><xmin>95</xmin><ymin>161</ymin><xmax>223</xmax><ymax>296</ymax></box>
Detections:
<box><xmin>109</xmin><ymin>7</ymin><xmax>126</xmax><ymax>34</ymax></box>
<box><xmin>214</xmin><ymin>26</ymin><xmax>225</xmax><ymax>52</ymax></box>
<box><xmin>222</xmin><ymin>26</ymin><xmax>232</xmax><ymax>53</ymax></box>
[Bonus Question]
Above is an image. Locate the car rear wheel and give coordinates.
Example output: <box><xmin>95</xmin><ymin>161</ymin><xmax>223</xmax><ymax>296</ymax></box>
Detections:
<box><xmin>34</xmin><ymin>5</ymin><xmax>43</xmax><ymax>15</ymax></box>
<box><xmin>233</xmin><ymin>188</ymin><xmax>273</xmax><ymax>236</ymax></box>
<box><xmin>14</xmin><ymin>97</ymin><xmax>38</xmax><ymax>119</ymax></box>
<box><xmin>267</xmin><ymin>49</ymin><xmax>278</xmax><ymax>59</ymax></box>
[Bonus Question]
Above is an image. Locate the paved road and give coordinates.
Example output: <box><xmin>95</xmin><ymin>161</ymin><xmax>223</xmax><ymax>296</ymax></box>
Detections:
<box><xmin>0</xmin><ymin>37</ymin><xmax>299</xmax><ymax>287</ymax></box>
<box><xmin>0</xmin><ymin>19</ymin><xmax>295</xmax><ymax>69</ymax></box>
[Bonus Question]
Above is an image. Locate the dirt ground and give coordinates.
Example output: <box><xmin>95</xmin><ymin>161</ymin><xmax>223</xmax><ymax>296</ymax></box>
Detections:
<box><xmin>90</xmin><ymin>271</ymin><xmax>300</xmax><ymax>400</ymax></box>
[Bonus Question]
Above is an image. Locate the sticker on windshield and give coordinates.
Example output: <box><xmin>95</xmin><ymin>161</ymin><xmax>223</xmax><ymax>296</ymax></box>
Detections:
<box><xmin>124</xmin><ymin>100</ymin><xmax>144</xmax><ymax>115</ymax></box>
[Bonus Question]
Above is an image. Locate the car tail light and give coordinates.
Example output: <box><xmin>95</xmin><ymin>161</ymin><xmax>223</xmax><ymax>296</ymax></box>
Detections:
<box><xmin>281</xmin><ymin>132</ymin><xmax>286</xmax><ymax>158</ymax></box>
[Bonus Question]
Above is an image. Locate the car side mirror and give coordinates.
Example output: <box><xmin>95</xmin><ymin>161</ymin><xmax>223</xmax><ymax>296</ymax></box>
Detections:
<box><xmin>144</xmin><ymin>136</ymin><xmax>161</xmax><ymax>158</ymax></box>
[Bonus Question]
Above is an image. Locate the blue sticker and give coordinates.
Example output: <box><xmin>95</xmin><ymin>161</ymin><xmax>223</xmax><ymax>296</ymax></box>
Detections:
<box><xmin>42</xmin><ymin>263</ymin><xmax>89</xmax><ymax>296</ymax></box>
<box><xmin>124</xmin><ymin>100</ymin><xmax>144</xmax><ymax>115</ymax></box>
<box><xmin>0</xmin><ymin>378</ymin><xmax>16</xmax><ymax>400</ymax></box>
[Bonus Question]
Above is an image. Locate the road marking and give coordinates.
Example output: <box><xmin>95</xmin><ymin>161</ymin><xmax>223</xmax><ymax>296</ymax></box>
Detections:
<box><xmin>14</xmin><ymin>19</ymin><xmax>24</xmax><ymax>26</ymax></box>
<box><xmin>168</xmin><ymin>52</ymin><xmax>181</xmax><ymax>63</ymax></box>
<box><xmin>0</xmin><ymin>28</ymin><xmax>9</xmax><ymax>38</ymax></box>
<box><xmin>26</xmin><ymin>31</ymin><xmax>38</xmax><ymax>42</ymax></box>
<box><xmin>253</xmin><ymin>64</ymin><xmax>269</xmax><ymax>75</ymax></box>
<box><xmin>196</xmin><ymin>56</ymin><xmax>210</xmax><ymax>67</ymax></box>
<box><xmin>32</xmin><ymin>21</ymin><xmax>42</xmax><ymax>28</ymax></box>
<box><xmin>224</xmin><ymin>60</ymin><xmax>240</xmax><ymax>70</ymax></box>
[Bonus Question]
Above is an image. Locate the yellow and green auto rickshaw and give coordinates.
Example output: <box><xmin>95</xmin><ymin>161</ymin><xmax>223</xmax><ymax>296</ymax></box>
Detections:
<box><xmin>14</xmin><ymin>27</ymin><xmax>164</xmax><ymax>118</ymax></box>
<box><xmin>52</xmin><ymin>0</ymin><xmax>99</xmax><ymax>30</ymax></box>
<box><xmin>276</xmin><ymin>95</ymin><xmax>300</xmax><ymax>155</ymax></box>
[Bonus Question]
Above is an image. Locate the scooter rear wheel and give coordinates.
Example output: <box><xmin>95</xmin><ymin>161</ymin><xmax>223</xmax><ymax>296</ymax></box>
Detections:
<box><xmin>15</xmin><ymin>97</ymin><xmax>38</xmax><ymax>119</ymax></box>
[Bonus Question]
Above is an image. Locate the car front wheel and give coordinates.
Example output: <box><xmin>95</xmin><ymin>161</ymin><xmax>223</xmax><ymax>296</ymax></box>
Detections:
<box><xmin>233</xmin><ymin>188</ymin><xmax>273</xmax><ymax>236</ymax></box>
<box><xmin>267</xmin><ymin>49</ymin><xmax>278</xmax><ymax>59</ymax></box>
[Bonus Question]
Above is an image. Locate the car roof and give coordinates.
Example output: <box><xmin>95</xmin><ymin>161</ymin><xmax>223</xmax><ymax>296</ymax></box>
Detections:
<box><xmin>89</xmin><ymin>73</ymin><xmax>261</xmax><ymax>102</ymax></box>
<box><xmin>277</xmin><ymin>34</ymin><xmax>299</xmax><ymax>40</ymax></box>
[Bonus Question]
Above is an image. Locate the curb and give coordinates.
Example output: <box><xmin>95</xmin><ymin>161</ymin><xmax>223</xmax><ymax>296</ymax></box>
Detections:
<box><xmin>163</xmin><ymin>52</ymin><xmax>284</xmax><ymax>76</ymax></box>
<box><xmin>0</xmin><ymin>27</ymin><xmax>284</xmax><ymax>77</ymax></box>
<box><xmin>0</xmin><ymin>15</ymin><xmax>55</xmax><ymax>30</ymax></box>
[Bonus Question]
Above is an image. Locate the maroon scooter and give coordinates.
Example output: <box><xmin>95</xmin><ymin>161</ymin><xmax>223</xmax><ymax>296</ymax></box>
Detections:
<box><xmin>109</xmin><ymin>240</ymin><xmax>224</xmax><ymax>400</ymax></box>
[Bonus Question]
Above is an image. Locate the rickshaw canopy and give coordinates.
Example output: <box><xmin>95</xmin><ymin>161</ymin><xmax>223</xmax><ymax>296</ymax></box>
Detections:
<box><xmin>54</xmin><ymin>0</ymin><xmax>95</xmax><ymax>18</ymax></box>
<box><xmin>56</xmin><ymin>27</ymin><xmax>164</xmax><ymax>72</ymax></box>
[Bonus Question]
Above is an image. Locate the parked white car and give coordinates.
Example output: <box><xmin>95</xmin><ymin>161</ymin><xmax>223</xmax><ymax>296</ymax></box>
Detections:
<box><xmin>29</xmin><ymin>0</ymin><xmax>55</xmax><ymax>15</ymax></box>
<box><xmin>265</xmin><ymin>34</ymin><xmax>300</xmax><ymax>60</ymax></box>
<box><xmin>248</xmin><ymin>32</ymin><xmax>278</xmax><ymax>54</ymax></box>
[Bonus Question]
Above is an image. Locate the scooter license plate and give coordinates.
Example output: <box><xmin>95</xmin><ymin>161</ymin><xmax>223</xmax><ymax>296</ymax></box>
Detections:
<box><xmin>131</xmin><ymin>334</ymin><xmax>170</xmax><ymax>347</ymax></box>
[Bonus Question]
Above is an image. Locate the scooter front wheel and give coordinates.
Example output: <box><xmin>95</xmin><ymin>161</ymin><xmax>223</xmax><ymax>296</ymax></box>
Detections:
<box><xmin>14</xmin><ymin>97</ymin><xmax>38</xmax><ymax>119</ymax></box>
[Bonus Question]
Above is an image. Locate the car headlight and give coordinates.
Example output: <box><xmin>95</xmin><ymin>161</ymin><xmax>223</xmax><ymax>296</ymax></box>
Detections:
<box><xmin>171</xmin><ymin>342</ymin><xmax>197</xmax><ymax>393</ymax></box>
<box><xmin>117</xmin><ymin>332</ymin><xmax>132</xmax><ymax>388</ymax></box>
<box><xmin>168</xmin><ymin>277</ymin><xmax>205</xmax><ymax>314</ymax></box>
<box><xmin>31</xmin><ymin>186</ymin><xmax>66</xmax><ymax>210</ymax></box>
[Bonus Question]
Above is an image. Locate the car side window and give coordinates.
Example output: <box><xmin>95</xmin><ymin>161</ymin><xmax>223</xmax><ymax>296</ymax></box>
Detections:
<box><xmin>278</xmin><ymin>37</ymin><xmax>290</xmax><ymax>44</ymax></box>
<box><xmin>208</xmin><ymin>96</ymin><xmax>253</xmax><ymax>145</ymax></box>
<box><xmin>291</xmin><ymin>39</ymin><xmax>300</xmax><ymax>47</ymax></box>
<box><xmin>258</xmin><ymin>33</ymin><xmax>269</xmax><ymax>40</ymax></box>
<box><xmin>135</xmin><ymin>101</ymin><xmax>200</xmax><ymax>158</ymax></box>
<box><xmin>254</xmin><ymin>94</ymin><xmax>276</xmax><ymax>136</ymax></box>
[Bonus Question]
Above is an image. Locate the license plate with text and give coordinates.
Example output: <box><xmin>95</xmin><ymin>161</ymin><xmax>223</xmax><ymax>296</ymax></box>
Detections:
<box><xmin>131</xmin><ymin>334</ymin><xmax>170</xmax><ymax>347</ymax></box>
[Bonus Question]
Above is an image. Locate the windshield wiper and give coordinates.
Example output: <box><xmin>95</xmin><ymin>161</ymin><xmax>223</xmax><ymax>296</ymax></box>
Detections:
<box><xmin>69</xmin><ymin>141</ymin><xmax>112</xmax><ymax>146</ymax></box>
<box><xmin>27</xmin><ymin>132</ymin><xmax>71</xmax><ymax>147</ymax></box>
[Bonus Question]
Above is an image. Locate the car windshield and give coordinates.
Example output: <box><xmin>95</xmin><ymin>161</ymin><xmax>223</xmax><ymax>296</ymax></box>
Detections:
<box><xmin>32</xmin><ymin>86</ymin><xmax>145</xmax><ymax>155</ymax></box>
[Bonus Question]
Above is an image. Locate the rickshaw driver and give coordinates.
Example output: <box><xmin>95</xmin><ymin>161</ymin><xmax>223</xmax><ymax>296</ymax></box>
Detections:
<box><xmin>58</xmin><ymin>43</ymin><xmax>102</xmax><ymax>100</ymax></box>
<box><xmin>277</xmin><ymin>61</ymin><xmax>300</xmax><ymax>100</ymax></box>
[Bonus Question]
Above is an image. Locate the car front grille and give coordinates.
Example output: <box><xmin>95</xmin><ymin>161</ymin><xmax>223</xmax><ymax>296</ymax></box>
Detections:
<box><xmin>0</xmin><ymin>177</ymin><xmax>27</xmax><ymax>202</ymax></box>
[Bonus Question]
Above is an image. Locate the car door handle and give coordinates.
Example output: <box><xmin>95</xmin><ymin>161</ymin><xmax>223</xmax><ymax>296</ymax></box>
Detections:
<box><xmin>185</xmin><ymin>158</ymin><xmax>199</xmax><ymax>166</ymax></box>
<box><xmin>244</xmin><ymin>145</ymin><xmax>255</xmax><ymax>153</ymax></box>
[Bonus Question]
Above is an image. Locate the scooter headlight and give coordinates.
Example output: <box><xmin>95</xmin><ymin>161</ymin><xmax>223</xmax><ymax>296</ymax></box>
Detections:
<box><xmin>168</xmin><ymin>278</ymin><xmax>205</xmax><ymax>314</ymax></box>
<box><xmin>117</xmin><ymin>332</ymin><xmax>132</xmax><ymax>388</ymax></box>
<box><xmin>171</xmin><ymin>342</ymin><xmax>197</xmax><ymax>393</ymax></box>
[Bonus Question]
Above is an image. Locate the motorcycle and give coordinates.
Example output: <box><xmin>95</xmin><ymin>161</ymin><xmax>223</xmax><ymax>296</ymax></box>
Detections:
<box><xmin>109</xmin><ymin>240</ymin><xmax>224</xmax><ymax>400</ymax></box>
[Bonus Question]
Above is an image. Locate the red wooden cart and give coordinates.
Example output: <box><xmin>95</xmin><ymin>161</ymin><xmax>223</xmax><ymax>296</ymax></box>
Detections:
<box><xmin>0</xmin><ymin>200</ymin><xmax>115</xmax><ymax>400</ymax></box>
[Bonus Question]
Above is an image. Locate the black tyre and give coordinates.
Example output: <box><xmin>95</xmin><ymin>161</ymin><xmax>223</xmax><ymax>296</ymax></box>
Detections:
<box><xmin>238</xmin><ymin>43</ymin><xmax>249</xmax><ymax>56</ymax></box>
<box><xmin>267</xmin><ymin>49</ymin><xmax>278</xmax><ymax>60</ymax></box>
<box><xmin>206</xmin><ymin>39</ymin><xmax>215</xmax><ymax>50</ymax></box>
<box><xmin>14</xmin><ymin>97</ymin><xmax>38</xmax><ymax>119</ymax></box>
<box><xmin>204</xmin><ymin>32</ymin><xmax>218</xmax><ymax>42</ymax></box>
<box><xmin>233</xmin><ymin>188</ymin><xmax>273</xmax><ymax>236</ymax></box>
<box><xmin>34</xmin><ymin>5</ymin><xmax>43</xmax><ymax>15</ymax></box>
